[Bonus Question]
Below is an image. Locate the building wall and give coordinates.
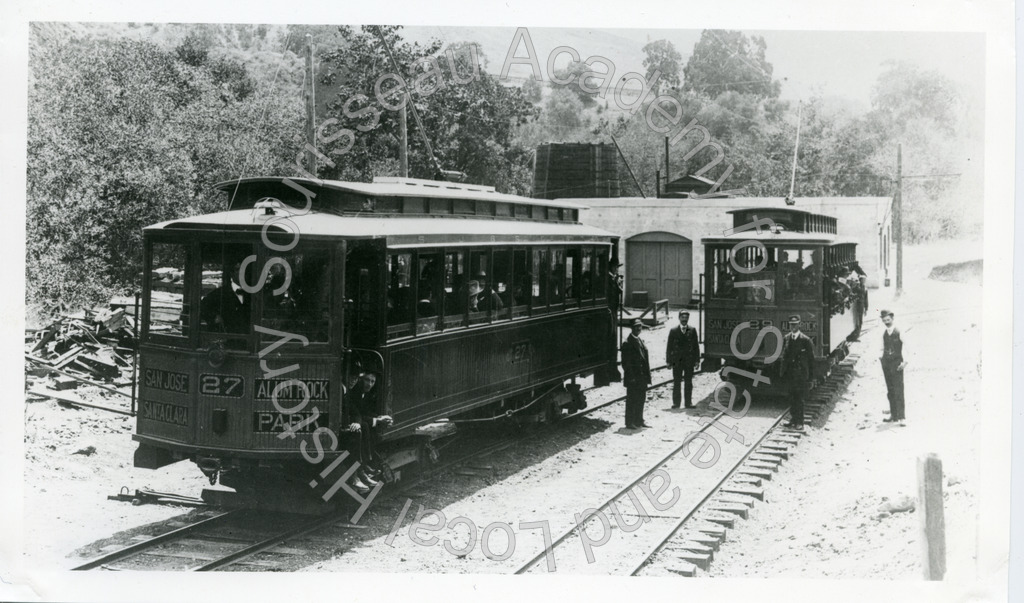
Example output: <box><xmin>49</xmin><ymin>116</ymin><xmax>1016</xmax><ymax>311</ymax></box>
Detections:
<box><xmin>571</xmin><ymin>196</ymin><xmax>894</xmax><ymax>299</ymax></box>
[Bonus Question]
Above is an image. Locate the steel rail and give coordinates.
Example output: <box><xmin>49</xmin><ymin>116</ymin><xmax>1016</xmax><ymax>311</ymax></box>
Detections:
<box><xmin>71</xmin><ymin>509</ymin><xmax>244</xmax><ymax>570</ymax></box>
<box><xmin>512</xmin><ymin>410</ymin><xmax>728</xmax><ymax>575</ymax></box>
<box><xmin>78</xmin><ymin>372</ymin><xmax>680</xmax><ymax>572</ymax></box>
<box><xmin>627</xmin><ymin>409</ymin><xmax>790</xmax><ymax>576</ymax></box>
<box><xmin>195</xmin><ymin>514</ymin><xmax>364</xmax><ymax>571</ymax></box>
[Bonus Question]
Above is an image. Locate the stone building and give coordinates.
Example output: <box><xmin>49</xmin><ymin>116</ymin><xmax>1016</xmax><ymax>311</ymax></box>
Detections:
<box><xmin>570</xmin><ymin>196</ymin><xmax>894</xmax><ymax>307</ymax></box>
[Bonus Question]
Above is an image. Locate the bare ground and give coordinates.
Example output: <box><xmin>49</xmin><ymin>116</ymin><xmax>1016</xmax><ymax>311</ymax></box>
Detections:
<box><xmin>18</xmin><ymin>240</ymin><xmax>984</xmax><ymax>581</ymax></box>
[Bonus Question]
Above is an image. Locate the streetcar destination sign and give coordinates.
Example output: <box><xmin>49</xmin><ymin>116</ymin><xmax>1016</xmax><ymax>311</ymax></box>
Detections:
<box><xmin>252</xmin><ymin>411</ymin><xmax>327</xmax><ymax>433</ymax></box>
<box><xmin>254</xmin><ymin>378</ymin><xmax>330</xmax><ymax>402</ymax></box>
<box><xmin>141</xmin><ymin>400</ymin><xmax>189</xmax><ymax>426</ymax></box>
<box><xmin>142</xmin><ymin>367</ymin><xmax>190</xmax><ymax>394</ymax></box>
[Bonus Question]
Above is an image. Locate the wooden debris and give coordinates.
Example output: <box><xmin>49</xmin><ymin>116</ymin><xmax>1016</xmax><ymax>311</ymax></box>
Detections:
<box><xmin>24</xmin><ymin>297</ymin><xmax>139</xmax><ymax>408</ymax></box>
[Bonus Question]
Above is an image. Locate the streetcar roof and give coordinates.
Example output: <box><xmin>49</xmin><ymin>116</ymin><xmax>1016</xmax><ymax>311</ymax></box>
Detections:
<box><xmin>145</xmin><ymin>208</ymin><xmax>617</xmax><ymax>246</ymax></box>
<box><xmin>214</xmin><ymin>177</ymin><xmax>589</xmax><ymax>210</ymax></box>
<box><xmin>702</xmin><ymin>229</ymin><xmax>856</xmax><ymax>246</ymax></box>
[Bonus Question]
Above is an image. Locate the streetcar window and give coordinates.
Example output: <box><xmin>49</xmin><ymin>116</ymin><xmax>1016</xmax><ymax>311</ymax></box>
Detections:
<box><xmin>443</xmin><ymin>250</ymin><xmax>466</xmax><ymax>329</ymax></box>
<box><xmin>344</xmin><ymin>244</ymin><xmax>381</xmax><ymax>348</ymax></box>
<box><xmin>147</xmin><ymin>242</ymin><xmax>190</xmax><ymax>339</ymax></box>
<box><xmin>593</xmin><ymin>246</ymin><xmax>607</xmax><ymax>301</ymax></box>
<box><xmin>198</xmin><ymin>243</ymin><xmax>253</xmax><ymax>347</ymax></box>
<box><xmin>511</xmin><ymin>249</ymin><xmax>529</xmax><ymax>317</ymax></box>
<box><xmin>549</xmin><ymin>248</ymin><xmax>565</xmax><ymax>305</ymax></box>
<box><xmin>387</xmin><ymin>252</ymin><xmax>414</xmax><ymax>338</ymax></box>
<box><xmin>468</xmin><ymin>250</ymin><xmax>491</xmax><ymax>325</ymax></box>
<box><xmin>565</xmin><ymin>247</ymin><xmax>579</xmax><ymax>305</ymax></box>
<box><xmin>531</xmin><ymin>248</ymin><xmax>548</xmax><ymax>311</ymax></box>
<box><xmin>711</xmin><ymin>248</ymin><xmax>736</xmax><ymax>299</ymax></box>
<box><xmin>580</xmin><ymin>247</ymin><xmax>594</xmax><ymax>303</ymax></box>
<box><xmin>416</xmin><ymin>252</ymin><xmax>442</xmax><ymax>334</ymax></box>
<box><xmin>260</xmin><ymin>247</ymin><xmax>332</xmax><ymax>343</ymax></box>
<box><xmin>492</xmin><ymin>249</ymin><xmax>512</xmax><ymax>321</ymax></box>
<box><xmin>779</xmin><ymin>248</ymin><xmax>819</xmax><ymax>301</ymax></box>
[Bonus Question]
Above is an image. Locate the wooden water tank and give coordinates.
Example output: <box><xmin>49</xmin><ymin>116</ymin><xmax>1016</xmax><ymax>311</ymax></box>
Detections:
<box><xmin>533</xmin><ymin>142</ymin><xmax>620</xmax><ymax>199</ymax></box>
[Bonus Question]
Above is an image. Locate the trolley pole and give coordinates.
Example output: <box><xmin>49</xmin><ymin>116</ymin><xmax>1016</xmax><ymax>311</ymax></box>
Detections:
<box><xmin>304</xmin><ymin>35</ymin><xmax>317</xmax><ymax>175</ymax></box>
<box><xmin>896</xmin><ymin>143</ymin><xmax>903</xmax><ymax>294</ymax></box>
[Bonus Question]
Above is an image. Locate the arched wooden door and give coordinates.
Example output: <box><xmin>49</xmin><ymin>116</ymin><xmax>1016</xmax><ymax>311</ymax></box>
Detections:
<box><xmin>625</xmin><ymin>231</ymin><xmax>693</xmax><ymax>306</ymax></box>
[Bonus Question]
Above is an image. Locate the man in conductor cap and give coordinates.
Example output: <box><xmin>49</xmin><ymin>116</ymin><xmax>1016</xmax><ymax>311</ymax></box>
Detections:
<box><xmin>879</xmin><ymin>309</ymin><xmax>907</xmax><ymax>426</ymax></box>
<box><xmin>666</xmin><ymin>310</ymin><xmax>701</xmax><ymax>408</ymax></box>
<box><xmin>620</xmin><ymin>319</ymin><xmax>652</xmax><ymax>429</ymax></box>
<box><xmin>779</xmin><ymin>314</ymin><xmax>814</xmax><ymax>430</ymax></box>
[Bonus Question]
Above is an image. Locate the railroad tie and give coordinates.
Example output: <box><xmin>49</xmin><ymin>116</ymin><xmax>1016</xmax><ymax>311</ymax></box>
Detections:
<box><xmin>670</xmin><ymin>549</ymin><xmax>712</xmax><ymax>571</ymax></box>
<box><xmin>716</xmin><ymin>491</ymin><xmax>761</xmax><ymax>506</ymax></box>
<box><xmin>730</xmin><ymin>474</ymin><xmax>763</xmax><ymax>486</ymax></box>
<box><xmin>679</xmin><ymin>531</ymin><xmax>721</xmax><ymax>551</ymax></box>
<box><xmin>756</xmin><ymin>447</ymin><xmax>790</xmax><ymax>460</ymax></box>
<box><xmin>721</xmin><ymin>483</ymin><xmax>764</xmax><ymax>500</ymax></box>
<box><xmin>770</xmin><ymin>433</ymin><xmax>802</xmax><ymax>442</ymax></box>
<box><xmin>744</xmin><ymin>460</ymin><xmax>779</xmax><ymax>472</ymax></box>
<box><xmin>693</xmin><ymin>521</ymin><xmax>728</xmax><ymax>539</ymax></box>
<box><xmin>748</xmin><ymin>453</ymin><xmax>783</xmax><ymax>465</ymax></box>
<box><xmin>668</xmin><ymin>540</ymin><xmax>714</xmax><ymax>561</ymax></box>
<box><xmin>664</xmin><ymin>559</ymin><xmax>698</xmax><ymax>577</ymax></box>
<box><xmin>701</xmin><ymin>511</ymin><xmax>737</xmax><ymax>528</ymax></box>
<box><xmin>707</xmin><ymin>502</ymin><xmax>749</xmax><ymax>519</ymax></box>
<box><xmin>737</xmin><ymin>467</ymin><xmax>773</xmax><ymax>480</ymax></box>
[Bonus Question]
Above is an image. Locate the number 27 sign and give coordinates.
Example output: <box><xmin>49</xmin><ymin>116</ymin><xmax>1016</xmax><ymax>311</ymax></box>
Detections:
<box><xmin>199</xmin><ymin>374</ymin><xmax>244</xmax><ymax>397</ymax></box>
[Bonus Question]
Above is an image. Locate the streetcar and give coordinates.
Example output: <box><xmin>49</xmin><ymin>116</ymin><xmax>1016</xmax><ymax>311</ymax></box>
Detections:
<box><xmin>134</xmin><ymin>176</ymin><xmax>620</xmax><ymax>492</ymax></box>
<box><xmin>701</xmin><ymin>207</ymin><xmax>861</xmax><ymax>387</ymax></box>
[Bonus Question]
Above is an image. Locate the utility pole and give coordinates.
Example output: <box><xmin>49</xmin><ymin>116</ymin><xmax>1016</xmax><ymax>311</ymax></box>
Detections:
<box><xmin>399</xmin><ymin>105</ymin><xmax>409</xmax><ymax>177</ymax></box>
<box><xmin>304</xmin><ymin>35</ymin><xmax>316</xmax><ymax>176</ymax></box>
<box><xmin>896</xmin><ymin>143</ymin><xmax>903</xmax><ymax>294</ymax></box>
<box><xmin>786</xmin><ymin>101</ymin><xmax>803</xmax><ymax>205</ymax></box>
<box><xmin>664</xmin><ymin>135</ymin><xmax>670</xmax><ymax>188</ymax></box>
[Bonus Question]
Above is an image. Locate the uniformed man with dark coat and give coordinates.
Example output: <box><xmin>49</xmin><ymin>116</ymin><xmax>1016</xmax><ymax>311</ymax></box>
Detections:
<box><xmin>620</xmin><ymin>319</ymin><xmax>652</xmax><ymax>429</ymax></box>
<box><xmin>879</xmin><ymin>309</ymin><xmax>907</xmax><ymax>426</ymax></box>
<box><xmin>779</xmin><ymin>314</ymin><xmax>814</xmax><ymax>430</ymax></box>
<box><xmin>341</xmin><ymin>372</ymin><xmax>393</xmax><ymax>493</ymax></box>
<box><xmin>666</xmin><ymin>310</ymin><xmax>701</xmax><ymax>408</ymax></box>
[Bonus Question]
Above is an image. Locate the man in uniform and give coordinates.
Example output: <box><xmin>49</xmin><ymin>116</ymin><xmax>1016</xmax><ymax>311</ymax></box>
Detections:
<box><xmin>342</xmin><ymin>372</ymin><xmax>394</xmax><ymax>493</ymax></box>
<box><xmin>666</xmin><ymin>310</ymin><xmax>701</xmax><ymax>408</ymax></box>
<box><xmin>879</xmin><ymin>309</ymin><xmax>907</xmax><ymax>426</ymax></box>
<box><xmin>779</xmin><ymin>314</ymin><xmax>814</xmax><ymax>430</ymax></box>
<box><xmin>849</xmin><ymin>272</ymin><xmax>868</xmax><ymax>341</ymax></box>
<box><xmin>620</xmin><ymin>319</ymin><xmax>651</xmax><ymax>429</ymax></box>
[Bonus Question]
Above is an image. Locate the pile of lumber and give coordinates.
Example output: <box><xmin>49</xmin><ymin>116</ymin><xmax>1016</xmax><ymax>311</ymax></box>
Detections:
<box><xmin>25</xmin><ymin>298</ymin><xmax>138</xmax><ymax>392</ymax></box>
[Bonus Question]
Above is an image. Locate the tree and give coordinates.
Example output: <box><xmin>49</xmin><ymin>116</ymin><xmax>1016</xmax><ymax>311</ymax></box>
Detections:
<box><xmin>682</xmin><ymin>30</ymin><xmax>781</xmax><ymax>98</ymax></box>
<box><xmin>551</xmin><ymin>60</ymin><xmax>600</xmax><ymax>108</ymax></box>
<box><xmin>26</xmin><ymin>33</ymin><xmax>302</xmax><ymax>315</ymax></box>
<box><xmin>871</xmin><ymin>61</ymin><xmax>960</xmax><ymax>135</ymax></box>
<box><xmin>318</xmin><ymin>26</ymin><xmax>538</xmax><ymax>195</ymax></box>
<box><xmin>522</xmin><ymin>73</ymin><xmax>543</xmax><ymax>104</ymax></box>
<box><xmin>642</xmin><ymin>39</ymin><xmax>682</xmax><ymax>93</ymax></box>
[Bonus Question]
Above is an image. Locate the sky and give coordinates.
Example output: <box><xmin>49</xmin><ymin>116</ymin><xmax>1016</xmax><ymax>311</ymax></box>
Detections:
<box><xmin>404</xmin><ymin>26</ymin><xmax>985</xmax><ymax>111</ymax></box>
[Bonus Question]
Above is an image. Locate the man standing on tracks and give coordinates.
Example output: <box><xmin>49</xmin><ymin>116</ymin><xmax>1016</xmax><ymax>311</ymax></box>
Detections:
<box><xmin>666</xmin><ymin>310</ymin><xmax>701</xmax><ymax>408</ymax></box>
<box><xmin>779</xmin><ymin>314</ymin><xmax>814</xmax><ymax>430</ymax></box>
<box><xmin>621</xmin><ymin>319</ymin><xmax>652</xmax><ymax>429</ymax></box>
<box><xmin>879</xmin><ymin>309</ymin><xmax>907</xmax><ymax>426</ymax></box>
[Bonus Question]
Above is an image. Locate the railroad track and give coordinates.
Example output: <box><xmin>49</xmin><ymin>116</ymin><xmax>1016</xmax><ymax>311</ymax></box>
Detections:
<box><xmin>71</xmin><ymin>338</ymin><xmax>742</xmax><ymax>573</ymax></box>
<box><xmin>70</xmin><ymin>507</ymin><xmax>369</xmax><ymax>571</ymax></box>
<box><xmin>512</xmin><ymin>354</ymin><xmax>860</xmax><ymax>576</ymax></box>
